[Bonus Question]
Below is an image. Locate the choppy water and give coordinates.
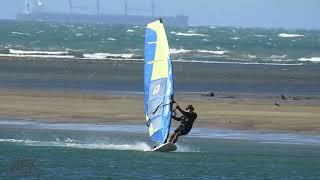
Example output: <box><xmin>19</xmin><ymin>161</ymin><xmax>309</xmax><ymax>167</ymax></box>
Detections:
<box><xmin>1</xmin><ymin>20</ymin><xmax>320</xmax><ymax>65</ymax></box>
<box><xmin>1</xmin><ymin>20</ymin><xmax>320</xmax><ymax>95</ymax></box>
<box><xmin>1</xmin><ymin>120</ymin><xmax>320</xmax><ymax>179</ymax></box>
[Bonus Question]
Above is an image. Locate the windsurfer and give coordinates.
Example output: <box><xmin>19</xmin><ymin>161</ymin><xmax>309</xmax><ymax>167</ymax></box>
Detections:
<box><xmin>168</xmin><ymin>104</ymin><xmax>197</xmax><ymax>143</ymax></box>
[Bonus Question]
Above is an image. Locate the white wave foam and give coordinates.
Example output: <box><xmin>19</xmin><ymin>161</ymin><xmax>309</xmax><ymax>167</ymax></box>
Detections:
<box><xmin>65</xmin><ymin>142</ymin><xmax>151</xmax><ymax>151</ymax></box>
<box><xmin>107</xmin><ymin>38</ymin><xmax>116</xmax><ymax>41</ymax></box>
<box><xmin>254</xmin><ymin>34</ymin><xmax>266</xmax><ymax>37</ymax></box>
<box><xmin>0</xmin><ymin>138</ymin><xmax>151</xmax><ymax>151</ymax></box>
<box><xmin>0</xmin><ymin>136</ymin><xmax>198</xmax><ymax>152</ymax></box>
<box><xmin>247</xmin><ymin>55</ymin><xmax>257</xmax><ymax>59</ymax></box>
<box><xmin>76</xmin><ymin>26</ymin><xmax>84</xmax><ymax>30</ymax></box>
<box><xmin>176</xmin><ymin>32</ymin><xmax>207</xmax><ymax>37</ymax></box>
<box><xmin>127</xmin><ymin>29</ymin><xmax>135</xmax><ymax>33</ymax></box>
<box><xmin>210</xmin><ymin>26</ymin><xmax>216</xmax><ymax>29</ymax></box>
<box><xmin>202</xmin><ymin>39</ymin><xmax>209</xmax><ymax>42</ymax></box>
<box><xmin>171</xmin><ymin>31</ymin><xmax>207</xmax><ymax>37</ymax></box>
<box><xmin>9</xmin><ymin>49</ymin><xmax>69</xmax><ymax>55</ymax></box>
<box><xmin>0</xmin><ymin>54</ymin><xmax>74</xmax><ymax>59</ymax></box>
<box><xmin>269</xmin><ymin>55</ymin><xmax>287</xmax><ymax>59</ymax></box>
<box><xmin>0</xmin><ymin>53</ymin><xmax>303</xmax><ymax>66</ymax></box>
<box><xmin>174</xmin><ymin>59</ymin><xmax>302</xmax><ymax>66</ymax></box>
<box><xmin>127</xmin><ymin>48</ymin><xmax>140</xmax><ymax>52</ymax></box>
<box><xmin>170</xmin><ymin>48</ymin><xmax>192</xmax><ymax>54</ymax></box>
<box><xmin>0</xmin><ymin>138</ymin><xmax>39</xmax><ymax>144</ymax></box>
<box><xmin>83</xmin><ymin>53</ymin><xmax>134</xmax><ymax>59</ymax></box>
<box><xmin>36</xmin><ymin>30</ymin><xmax>45</xmax><ymax>34</ymax></box>
<box><xmin>75</xmin><ymin>33</ymin><xmax>84</xmax><ymax>36</ymax></box>
<box><xmin>278</xmin><ymin>33</ymin><xmax>304</xmax><ymax>38</ymax></box>
<box><xmin>197</xmin><ymin>50</ymin><xmax>228</xmax><ymax>55</ymax></box>
<box><xmin>299</xmin><ymin>57</ymin><xmax>320</xmax><ymax>62</ymax></box>
<box><xmin>175</xmin><ymin>144</ymin><xmax>200</xmax><ymax>152</ymax></box>
<box><xmin>11</xmin><ymin>32</ymin><xmax>31</xmax><ymax>36</ymax></box>
<box><xmin>230</xmin><ymin>37</ymin><xmax>240</xmax><ymax>40</ymax></box>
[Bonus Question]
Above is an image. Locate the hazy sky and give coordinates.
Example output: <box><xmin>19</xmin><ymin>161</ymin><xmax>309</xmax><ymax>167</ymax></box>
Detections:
<box><xmin>1</xmin><ymin>0</ymin><xmax>319</xmax><ymax>29</ymax></box>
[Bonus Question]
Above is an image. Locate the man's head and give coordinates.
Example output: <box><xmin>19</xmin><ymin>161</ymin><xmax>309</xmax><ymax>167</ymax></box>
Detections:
<box><xmin>186</xmin><ymin>105</ymin><xmax>194</xmax><ymax>112</ymax></box>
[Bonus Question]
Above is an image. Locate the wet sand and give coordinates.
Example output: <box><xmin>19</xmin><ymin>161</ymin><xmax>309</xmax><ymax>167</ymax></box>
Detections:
<box><xmin>0</xmin><ymin>88</ymin><xmax>320</xmax><ymax>133</ymax></box>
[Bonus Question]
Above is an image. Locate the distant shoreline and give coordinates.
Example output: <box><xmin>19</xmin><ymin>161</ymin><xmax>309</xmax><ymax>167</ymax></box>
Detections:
<box><xmin>0</xmin><ymin>55</ymin><xmax>307</xmax><ymax>66</ymax></box>
<box><xmin>1</xmin><ymin>88</ymin><xmax>320</xmax><ymax>134</ymax></box>
<box><xmin>0</xmin><ymin>55</ymin><xmax>143</xmax><ymax>63</ymax></box>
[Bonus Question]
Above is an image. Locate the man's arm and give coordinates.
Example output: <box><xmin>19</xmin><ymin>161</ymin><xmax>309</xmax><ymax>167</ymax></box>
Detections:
<box><xmin>172</xmin><ymin>114</ymin><xmax>181</xmax><ymax>121</ymax></box>
<box><xmin>177</xmin><ymin>106</ymin><xmax>188</xmax><ymax>115</ymax></box>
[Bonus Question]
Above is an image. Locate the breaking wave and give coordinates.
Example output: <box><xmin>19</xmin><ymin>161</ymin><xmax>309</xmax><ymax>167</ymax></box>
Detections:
<box><xmin>196</xmin><ymin>50</ymin><xmax>229</xmax><ymax>55</ymax></box>
<box><xmin>9</xmin><ymin>49</ymin><xmax>69</xmax><ymax>55</ymax></box>
<box><xmin>170</xmin><ymin>49</ymin><xmax>228</xmax><ymax>55</ymax></box>
<box><xmin>230</xmin><ymin>37</ymin><xmax>240</xmax><ymax>40</ymax></box>
<box><xmin>126</xmin><ymin>29</ymin><xmax>135</xmax><ymax>33</ymax></box>
<box><xmin>83</xmin><ymin>53</ymin><xmax>135</xmax><ymax>59</ymax></box>
<box><xmin>171</xmin><ymin>31</ymin><xmax>207</xmax><ymax>37</ymax></box>
<box><xmin>75</xmin><ymin>33</ymin><xmax>84</xmax><ymax>37</ymax></box>
<box><xmin>170</xmin><ymin>48</ymin><xmax>192</xmax><ymax>54</ymax></box>
<box><xmin>299</xmin><ymin>57</ymin><xmax>320</xmax><ymax>63</ymax></box>
<box><xmin>254</xmin><ymin>34</ymin><xmax>267</xmax><ymax>37</ymax></box>
<box><xmin>107</xmin><ymin>38</ymin><xmax>116</xmax><ymax>41</ymax></box>
<box><xmin>0</xmin><ymin>53</ymin><xmax>75</xmax><ymax>59</ymax></box>
<box><xmin>11</xmin><ymin>32</ymin><xmax>31</xmax><ymax>36</ymax></box>
<box><xmin>173</xmin><ymin>59</ymin><xmax>302</xmax><ymax>66</ymax></box>
<box><xmin>278</xmin><ymin>33</ymin><xmax>305</xmax><ymax>38</ymax></box>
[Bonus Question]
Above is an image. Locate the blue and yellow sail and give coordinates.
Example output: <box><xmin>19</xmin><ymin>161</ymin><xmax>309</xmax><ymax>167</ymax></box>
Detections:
<box><xmin>144</xmin><ymin>19</ymin><xmax>174</xmax><ymax>144</ymax></box>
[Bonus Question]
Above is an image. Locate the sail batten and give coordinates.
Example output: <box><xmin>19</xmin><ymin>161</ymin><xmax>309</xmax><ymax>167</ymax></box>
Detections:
<box><xmin>144</xmin><ymin>19</ymin><xmax>174</xmax><ymax>144</ymax></box>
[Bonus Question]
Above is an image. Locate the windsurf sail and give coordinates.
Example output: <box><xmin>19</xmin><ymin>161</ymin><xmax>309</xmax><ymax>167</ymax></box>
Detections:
<box><xmin>144</xmin><ymin>19</ymin><xmax>174</xmax><ymax>144</ymax></box>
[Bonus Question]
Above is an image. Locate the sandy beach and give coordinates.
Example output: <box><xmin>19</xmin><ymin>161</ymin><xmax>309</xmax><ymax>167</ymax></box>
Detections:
<box><xmin>1</xmin><ymin>88</ymin><xmax>319</xmax><ymax>133</ymax></box>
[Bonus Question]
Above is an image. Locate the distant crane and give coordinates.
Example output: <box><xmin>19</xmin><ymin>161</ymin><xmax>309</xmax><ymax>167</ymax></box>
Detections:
<box><xmin>18</xmin><ymin>0</ymin><xmax>189</xmax><ymax>26</ymax></box>
<box><xmin>123</xmin><ymin>0</ymin><xmax>156</xmax><ymax>16</ymax></box>
<box><xmin>96</xmin><ymin>0</ymin><xmax>100</xmax><ymax>15</ymax></box>
<box><xmin>124</xmin><ymin>0</ymin><xmax>128</xmax><ymax>16</ymax></box>
<box><xmin>68</xmin><ymin>0</ymin><xmax>72</xmax><ymax>14</ymax></box>
<box><xmin>67</xmin><ymin>0</ymin><xmax>156</xmax><ymax>17</ymax></box>
<box><xmin>151</xmin><ymin>0</ymin><xmax>155</xmax><ymax>17</ymax></box>
<box><xmin>68</xmin><ymin>0</ymin><xmax>101</xmax><ymax>16</ymax></box>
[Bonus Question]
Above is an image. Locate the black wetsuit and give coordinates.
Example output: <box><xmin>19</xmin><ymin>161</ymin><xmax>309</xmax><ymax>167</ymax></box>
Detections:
<box><xmin>172</xmin><ymin>107</ymin><xmax>197</xmax><ymax>135</ymax></box>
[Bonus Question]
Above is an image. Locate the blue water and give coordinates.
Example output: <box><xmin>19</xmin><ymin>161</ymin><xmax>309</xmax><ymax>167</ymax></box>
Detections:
<box><xmin>1</xmin><ymin>120</ymin><xmax>320</xmax><ymax>179</ymax></box>
<box><xmin>0</xmin><ymin>20</ymin><xmax>320</xmax><ymax>95</ymax></box>
<box><xmin>1</xmin><ymin>20</ymin><xmax>320</xmax><ymax>65</ymax></box>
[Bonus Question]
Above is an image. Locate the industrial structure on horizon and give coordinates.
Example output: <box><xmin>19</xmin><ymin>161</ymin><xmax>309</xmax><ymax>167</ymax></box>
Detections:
<box><xmin>16</xmin><ymin>0</ymin><xmax>189</xmax><ymax>27</ymax></box>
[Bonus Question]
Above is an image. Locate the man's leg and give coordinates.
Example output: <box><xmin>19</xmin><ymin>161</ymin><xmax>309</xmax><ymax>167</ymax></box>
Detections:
<box><xmin>172</xmin><ymin>131</ymin><xmax>182</xmax><ymax>143</ymax></box>
<box><xmin>169</xmin><ymin>132</ymin><xmax>177</xmax><ymax>143</ymax></box>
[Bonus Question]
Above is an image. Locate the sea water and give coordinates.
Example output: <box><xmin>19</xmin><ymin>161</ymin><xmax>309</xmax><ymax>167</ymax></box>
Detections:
<box><xmin>1</xmin><ymin>120</ymin><xmax>320</xmax><ymax>179</ymax></box>
<box><xmin>1</xmin><ymin>20</ymin><xmax>320</xmax><ymax>65</ymax></box>
<box><xmin>0</xmin><ymin>20</ymin><xmax>320</xmax><ymax>95</ymax></box>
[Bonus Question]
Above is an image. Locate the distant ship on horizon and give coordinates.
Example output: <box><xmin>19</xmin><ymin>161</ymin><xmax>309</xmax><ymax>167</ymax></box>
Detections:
<box><xmin>16</xmin><ymin>0</ymin><xmax>189</xmax><ymax>27</ymax></box>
